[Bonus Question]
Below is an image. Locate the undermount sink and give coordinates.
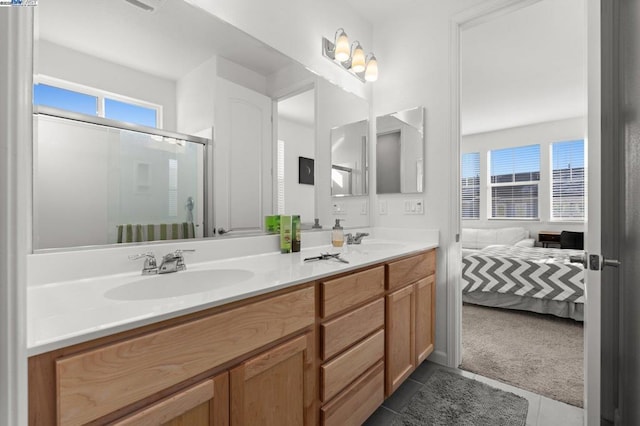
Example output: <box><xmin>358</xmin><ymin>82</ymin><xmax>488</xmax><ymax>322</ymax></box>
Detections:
<box><xmin>104</xmin><ymin>269</ymin><xmax>254</xmax><ymax>301</ymax></box>
<box><xmin>351</xmin><ymin>242</ymin><xmax>405</xmax><ymax>251</ymax></box>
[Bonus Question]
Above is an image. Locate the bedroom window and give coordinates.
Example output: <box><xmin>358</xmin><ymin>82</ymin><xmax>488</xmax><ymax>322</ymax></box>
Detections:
<box><xmin>461</xmin><ymin>152</ymin><xmax>480</xmax><ymax>219</ymax></box>
<box><xmin>489</xmin><ymin>144</ymin><xmax>540</xmax><ymax>219</ymax></box>
<box><xmin>551</xmin><ymin>140</ymin><xmax>585</xmax><ymax>220</ymax></box>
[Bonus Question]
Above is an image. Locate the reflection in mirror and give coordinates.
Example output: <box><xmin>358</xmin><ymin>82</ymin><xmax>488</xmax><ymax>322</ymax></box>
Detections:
<box><xmin>376</xmin><ymin>106</ymin><xmax>425</xmax><ymax>194</ymax></box>
<box><xmin>33</xmin><ymin>0</ymin><xmax>369</xmax><ymax>251</ymax></box>
<box><xmin>276</xmin><ymin>88</ymin><xmax>316</xmax><ymax>225</ymax></box>
<box><xmin>34</xmin><ymin>111</ymin><xmax>206</xmax><ymax>250</ymax></box>
<box><xmin>330</xmin><ymin>120</ymin><xmax>368</xmax><ymax>196</ymax></box>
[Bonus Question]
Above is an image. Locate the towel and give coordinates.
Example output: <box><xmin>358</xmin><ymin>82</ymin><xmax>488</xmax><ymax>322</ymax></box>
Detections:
<box><xmin>116</xmin><ymin>222</ymin><xmax>196</xmax><ymax>243</ymax></box>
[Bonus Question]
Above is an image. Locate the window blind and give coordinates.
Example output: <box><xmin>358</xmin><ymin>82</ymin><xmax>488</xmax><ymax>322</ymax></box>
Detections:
<box><xmin>489</xmin><ymin>144</ymin><xmax>540</xmax><ymax>219</ymax></box>
<box><xmin>551</xmin><ymin>140</ymin><xmax>585</xmax><ymax>220</ymax></box>
<box><xmin>461</xmin><ymin>152</ymin><xmax>480</xmax><ymax>219</ymax></box>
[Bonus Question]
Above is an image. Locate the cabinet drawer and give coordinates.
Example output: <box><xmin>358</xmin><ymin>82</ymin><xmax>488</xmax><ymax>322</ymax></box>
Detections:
<box><xmin>320</xmin><ymin>361</ymin><xmax>384</xmax><ymax>426</ymax></box>
<box><xmin>321</xmin><ymin>329</ymin><xmax>384</xmax><ymax>402</ymax></box>
<box><xmin>387</xmin><ymin>250</ymin><xmax>435</xmax><ymax>291</ymax></box>
<box><xmin>320</xmin><ymin>266</ymin><xmax>384</xmax><ymax>318</ymax></box>
<box><xmin>56</xmin><ymin>286</ymin><xmax>314</xmax><ymax>426</ymax></box>
<box><xmin>321</xmin><ymin>298</ymin><xmax>384</xmax><ymax>360</ymax></box>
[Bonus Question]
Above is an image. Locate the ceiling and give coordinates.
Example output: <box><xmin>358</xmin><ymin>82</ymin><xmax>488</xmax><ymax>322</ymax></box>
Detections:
<box><xmin>461</xmin><ymin>0</ymin><xmax>587</xmax><ymax>135</ymax></box>
<box><xmin>342</xmin><ymin>0</ymin><xmax>418</xmax><ymax>25</ymax></box>
<box><xmin>36</xmin><ymin>0</ymin><xmax>293</xmax><ymax>81</ymax></box>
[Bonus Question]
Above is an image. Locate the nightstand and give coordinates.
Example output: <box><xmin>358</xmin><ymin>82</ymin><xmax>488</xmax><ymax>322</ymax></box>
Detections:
<box><xmin>539</xmin><ymin>231</ymin><xmax>561</xmax><ymax>248</ymax></box>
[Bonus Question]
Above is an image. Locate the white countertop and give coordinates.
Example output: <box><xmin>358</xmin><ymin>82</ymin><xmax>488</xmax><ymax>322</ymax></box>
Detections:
<box><xmin>27</xmin><ymin>238</ymin><xmax>438</xmax><ymax>356</ymax></box>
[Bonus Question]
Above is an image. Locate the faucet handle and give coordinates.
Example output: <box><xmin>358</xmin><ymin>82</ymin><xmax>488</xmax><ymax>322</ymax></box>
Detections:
<box><xmin>129</xmin><ymin>252</ymin><xmax>158</xmax><ymax>275</ymax></box>
<box><xmin>345</xmin><ymin>233</ymin><xmax>354</xmax><ymax>244</ymax></box>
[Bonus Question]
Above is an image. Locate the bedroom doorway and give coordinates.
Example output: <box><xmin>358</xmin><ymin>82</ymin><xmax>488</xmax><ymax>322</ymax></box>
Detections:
<box><xmin>451</xmin><ymin>0</ymin><xmax>596</xmax><ymax>420</ymax></box>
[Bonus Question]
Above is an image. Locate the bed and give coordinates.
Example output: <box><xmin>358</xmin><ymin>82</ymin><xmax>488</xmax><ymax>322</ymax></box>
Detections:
<box><xmin>462</xmin><ymin>244</ymin><xmax>585</xmax><ymax>321</ymax></box>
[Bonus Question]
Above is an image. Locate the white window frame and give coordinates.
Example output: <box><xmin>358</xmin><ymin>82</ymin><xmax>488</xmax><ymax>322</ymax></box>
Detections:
<box><xmin>34</xmin><ymin>74</ymin><xmax>163</xmax><ymax>129</ymax></box>
<box><xmin>487</xmin><ymin>146</ymin><xmax>541</xmax><ymax>220</ymax></box>
<box><xmin>549</xmin><ymin>140</ymin><xmax>586</xmax><ymax>222</ymax></box>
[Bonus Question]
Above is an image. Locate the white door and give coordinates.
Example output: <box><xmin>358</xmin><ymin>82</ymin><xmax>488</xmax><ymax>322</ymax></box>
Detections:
<box><xmin>214</xmin><ymin>79</ymin><xmax>272</xmax><ymax>232</ymax></box>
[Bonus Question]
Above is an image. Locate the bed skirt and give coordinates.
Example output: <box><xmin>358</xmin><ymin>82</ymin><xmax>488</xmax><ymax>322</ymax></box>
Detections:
<box><xmin>463</xmin><ymin>291</ymin><xmax>584</xmax><ymax>321</ymax></box>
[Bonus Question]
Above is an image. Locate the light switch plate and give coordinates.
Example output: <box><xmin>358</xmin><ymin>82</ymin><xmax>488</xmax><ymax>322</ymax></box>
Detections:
<box><xmin>404</xmin><ymin>199</ymin><xmax>424</xmax><ymax>215</ymax></box>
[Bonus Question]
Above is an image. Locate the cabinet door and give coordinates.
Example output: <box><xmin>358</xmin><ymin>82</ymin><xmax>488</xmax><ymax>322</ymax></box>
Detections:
<box><xmin>112</xmin><ymin>373</ymin><xmax>229</xmax><ymax>426</ymax></box>
<box><xmin>415</xmin><ymin>275</ymin><xmax>435</xmax><ymax>365</ymax></box>
<box><xmin>385</xmin><ymin>285</ymin><xmax>416</xmax><ymax>396</ymax></box>
<box><xmin>230</xmin><ymin>333</ymin><xmax>312</xmax><ymax>426</ymax></box>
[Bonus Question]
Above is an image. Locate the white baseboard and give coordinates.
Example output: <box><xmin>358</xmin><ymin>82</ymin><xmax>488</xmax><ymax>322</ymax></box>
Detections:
<box><xmin>428</xmin><ymin>350</ymin><xmax>449</xmax><ymax>367</ymax></box>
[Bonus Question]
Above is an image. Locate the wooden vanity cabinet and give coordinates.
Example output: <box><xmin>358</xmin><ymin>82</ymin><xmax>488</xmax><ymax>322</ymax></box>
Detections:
<box><xmin>385</xmin><ymin>250</ymin><xmax>436</xmax><ymax>396</ymax></box>
<box><xmin>29</xmin><ymin>285</ymin><xmax>315</xmax><ymax>426</ymax></box>
<box><xmin>112</xmin><ymin>373</ymin><xmax>229</xmax><ymax>426</ymax></box>
<box><xmin>230</xmin><ymin>333</ymin><xmax>313</xmax><ymax>426</ymax></box>
<box><xmin>29</xmin><ymin>248</ymin><xmax>437</xmax><ymax>426</ymax></box>
<box><xmin>318</xmin><ymin>266</ymin><xmax>386</xmax><ymax>426</ymax></box>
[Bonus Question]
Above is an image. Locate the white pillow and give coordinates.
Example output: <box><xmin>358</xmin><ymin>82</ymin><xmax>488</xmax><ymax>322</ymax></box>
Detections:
<box><xmin>514</xmin><ymin>238</ymin><xmax>535</xmax><ymax>247</ymax></box>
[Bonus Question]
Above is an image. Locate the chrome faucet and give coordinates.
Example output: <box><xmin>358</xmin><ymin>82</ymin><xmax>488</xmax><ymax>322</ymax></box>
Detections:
<box><xmin>129</xmin><ymin>252</ymin><xmax>158</xmax><ymax>275</ymax></box>
<box><xmin>158</xmin><ymin>249</ymin><xmax>195</xmax><ymax>274</ymax></box>
<box><xmin>345</xmin><ymin>232</ymin><xmax>370</xmax><ymax>245</ymax></box>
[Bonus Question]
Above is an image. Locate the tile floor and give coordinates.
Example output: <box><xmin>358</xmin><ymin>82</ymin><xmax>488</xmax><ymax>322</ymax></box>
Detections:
<box><xmin>364</xmin><ymin>361</ymin><xmax>584</xmax><ymax>426</ymax></box>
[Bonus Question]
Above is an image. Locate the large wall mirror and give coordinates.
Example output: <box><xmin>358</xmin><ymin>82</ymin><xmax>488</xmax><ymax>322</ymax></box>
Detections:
<box><xmin>33</xmin><ymin>0</ymin><xmax>369</xmax><ymax>251</ymax></box>
<box><xmin>376</xmin><ymin>106</ymin><xmax>425</xmax><ymax>194</ymax></box>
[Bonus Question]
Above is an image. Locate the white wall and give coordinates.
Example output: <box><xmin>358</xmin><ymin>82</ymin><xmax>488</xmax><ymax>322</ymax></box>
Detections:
<box><xmin>278</xmin><ymin>118</ymin><xmax>315</xmax><ymax>223</ymax></box>
<box><xmin>176</xmin><ymin>56</ymin><xmax>217</xmax><ymax>135</ymax></box>
<box><xmin>461</xmin><ymin>117</ymin><xmax>586</xmax><ymax>236</ymax></box>
<box><xmin>371</xmin><ymin>0</ymin><xmax>495</xmax><ymax>363</ymax></box>
<box><xmin>35</xmin><ymin>40</ymin><xmax>177</xmax><ymax>131</ymax></box>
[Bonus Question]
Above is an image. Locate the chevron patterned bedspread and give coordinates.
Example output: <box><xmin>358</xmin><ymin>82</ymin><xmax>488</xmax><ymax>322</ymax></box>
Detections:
<box><xmin>462</xmin><ymin>245</ymin><xmax>585</xmax><ymax>303</ymax></box>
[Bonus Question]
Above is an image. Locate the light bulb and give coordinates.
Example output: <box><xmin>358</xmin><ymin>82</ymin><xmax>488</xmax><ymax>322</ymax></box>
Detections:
<box><xmin>351</xmin><ymin>43</ymin><xmax>365</xmax><ymax>73</ymax></box>
<box><xmin>334</xmin><ymin>31</ymin><xmax>350</xmax><ymax>62</ymax></box>
<box><xmin>365</xmin><ymin>55</ymin><xmax>378</xmax><ymax>82</ymax></box>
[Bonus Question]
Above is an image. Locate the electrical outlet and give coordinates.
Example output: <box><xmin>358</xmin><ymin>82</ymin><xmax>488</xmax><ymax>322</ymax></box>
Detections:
<box><xmin>379</xmin><ymin>200</ymin><xmax>388</xmax><ymax>215</ymax></box>
<box><xmin>332</xmin><ymin>202</ymin><xmax>346</xmax><ymax>215</ymax></box>
<box><xmin>413</xmin><ymin>199</ymin><xmax>424</xmax><ymax>214</ymax></box>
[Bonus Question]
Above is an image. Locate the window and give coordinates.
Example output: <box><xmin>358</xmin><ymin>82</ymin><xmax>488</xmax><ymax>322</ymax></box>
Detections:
<box><xmin>461</xmin><ymin>152</ymin><xmax>480</xmax><ymax>219</ymax></box>
<box><xmin>551</xmin><ymin>140</ymin><xmax>585</xmax><ymax>220</ymax></box>
<box><xmin>33</xmin><ymin>84</ymin><xmax>98</xmax><ymax>116</ymax></box>
<box><xmin>105</xmin><ymin>98</ymin><xmax>158</xmax><ymax>128</ymax></box>
<box><xmin>489</xmin><ymin>145</ymin><xmax>540</xmax><ymax>219</ymax></box>
<box><xmin>33</xmin><ymin>78</ymin><xmax>161</xmax><ymax>128</ymax></box>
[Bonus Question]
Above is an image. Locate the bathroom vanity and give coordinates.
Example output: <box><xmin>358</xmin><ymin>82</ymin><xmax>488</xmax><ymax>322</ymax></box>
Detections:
<box><xmin>27</xmin><ymin>244</ymin><xmax>436</xmax><ymax>426</ymax></box>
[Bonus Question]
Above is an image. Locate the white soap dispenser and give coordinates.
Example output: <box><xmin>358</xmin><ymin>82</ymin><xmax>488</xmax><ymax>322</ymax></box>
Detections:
<box><xmin>332</xmin><ymin>219</ymin><xmax>344</xmax><ymax>247</ymax></box>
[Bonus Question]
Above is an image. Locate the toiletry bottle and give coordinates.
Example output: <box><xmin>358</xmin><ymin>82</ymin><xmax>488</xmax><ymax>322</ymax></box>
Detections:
<box><xmin>280</xmin><ymin>215</ymin><xmax>292</xmax><ymax>253</ymax></box>
<box><xmin>292</xmin><ymin>215</ymin><xmax>301</xmax><ymax>252</ymax></box>
<box><xmin>332</xmin><ymin>219</ymin><xmax>344</xmax><ymax>247</ymax></box>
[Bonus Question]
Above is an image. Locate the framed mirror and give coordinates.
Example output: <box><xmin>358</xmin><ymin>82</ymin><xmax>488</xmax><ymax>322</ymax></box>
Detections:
<box><xmin>33</xmin><ymin>0</ymin><xmax>369</xmax><ymax>251</ymax></box>
<box><xmin>376</xmin><ymin>106</ymin><xmax>425</xmax><ymax>194</ymax></box>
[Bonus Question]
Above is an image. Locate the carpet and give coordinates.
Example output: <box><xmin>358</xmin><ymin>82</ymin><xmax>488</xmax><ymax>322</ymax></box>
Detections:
<box><xmin>460</xmin><ymin>303</ymin><xmax>583</xmax><ymax>407</ymax></box>
<box><xmin>391</xmin><ymin>369</ymin><xmax>528</xmax><ymax>426</ymax></box>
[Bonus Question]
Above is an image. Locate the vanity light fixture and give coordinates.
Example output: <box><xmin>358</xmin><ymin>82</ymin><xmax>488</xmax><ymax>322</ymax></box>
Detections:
<box><xmin>322</xmin><ymin>29</ymin><xmax>378</xmax><ymax>82</ymax></box>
